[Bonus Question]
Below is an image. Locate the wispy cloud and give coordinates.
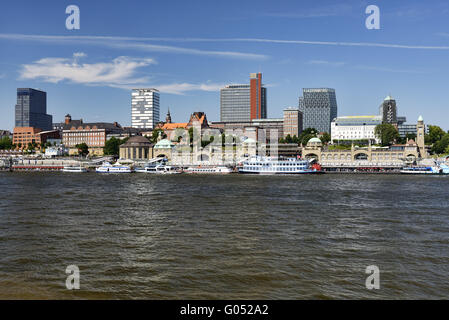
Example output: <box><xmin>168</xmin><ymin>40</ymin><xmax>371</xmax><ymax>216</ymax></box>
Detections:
<box><xmin>2</xmin><ymin>33</ymin><xmax>449</xmax><ymax>52</ymax></box>
<box><xmin>218</xmin><ymin>38</ymin><xmax>449</xmax><ymax>50</ymax></box>
<box><xmin>0</xmin><ymin>33</ymin><xmax>268</xmax><ymax>60</ymax></box>
<box><xmin>109</xmin><ymin>82</ymin><xmax>224</xmax><ymax>95</ymax></box>
<box><xmin>308</xmin><ymin>60</ymin><xmax>346</xmax><ymax>67</ymax></box>
<box><xmin>263</xmin><ymin>4</ymin><xmax>353</xmax><ymax>18</ymax></box>
<box><xmin>19</xmin><ymin>53</ymin><xmax>155</xmax><ymax>86</ymax></box>
<box><xmin>19</xmin><ymin>53</ymin><xmax>224</xmax><ymax>95</ymax></box>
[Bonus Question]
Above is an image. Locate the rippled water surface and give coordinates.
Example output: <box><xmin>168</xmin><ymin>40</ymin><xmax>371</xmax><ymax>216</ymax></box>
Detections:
<box><xmin>1</xmin><ymin>172</ymin><xmax>449</xmax><ymax>299</ymax></box>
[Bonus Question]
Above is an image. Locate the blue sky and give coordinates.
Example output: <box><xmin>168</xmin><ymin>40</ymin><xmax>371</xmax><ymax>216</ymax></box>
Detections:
<box><xmin>1</xmin><ymin>0</ymin><xmax>449</xmax><ymax>131</ymax></box>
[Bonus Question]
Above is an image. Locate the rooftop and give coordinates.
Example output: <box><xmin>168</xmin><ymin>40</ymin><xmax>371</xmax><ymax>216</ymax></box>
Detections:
<box><xmin>161</xmin><ymin>123</ymin><xmax>188</xmax><ymax>130</ymax></box>
<box><xmin>120</xmin><ymin>135</ymin><xmax>153</xmax><ymax>148</ymax></box>
<box><xmin>333</xmin><ymin>115</ymin><xmax>382</xmax><ymax>126</ymax></box>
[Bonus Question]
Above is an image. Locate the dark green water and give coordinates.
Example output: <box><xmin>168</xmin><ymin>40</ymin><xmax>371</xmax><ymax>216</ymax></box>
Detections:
<box><xmin>0</xmin><ymin>172</ymin><xmax>448</xmax><ymax>299</ymax></box>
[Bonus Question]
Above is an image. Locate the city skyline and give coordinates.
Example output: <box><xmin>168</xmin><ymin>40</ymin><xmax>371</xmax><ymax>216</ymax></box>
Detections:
<box><xmin>1</xmin><ymin>0</ymin><xmax>449</xmax><ymax>131</ymax></box>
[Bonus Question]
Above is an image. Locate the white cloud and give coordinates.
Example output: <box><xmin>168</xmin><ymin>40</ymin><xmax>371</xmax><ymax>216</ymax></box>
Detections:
<box><xmin>73</xmin><ymin>52</ymin><xmax>86</xmax><ymax>58</ymax></box>
<box><xmin>19</xmin><ymin>53</ymin><xmax>155</xmax><ymax>86</ymax></box>
<box><xmin>19</xmin><ymin>53</ymin><xmax>224</xmax><ymax>95</ymax></box>
<box><xmin>157</xmin><ymin>82</ymin><xmax>224</xmax><ymax>95</ymax></box>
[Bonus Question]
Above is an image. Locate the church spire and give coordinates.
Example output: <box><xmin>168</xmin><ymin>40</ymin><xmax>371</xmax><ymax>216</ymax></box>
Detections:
<box><xmin>166</xmin><ymin>108</ymin><xmax>172</xmax><ymax>123</ymax></box>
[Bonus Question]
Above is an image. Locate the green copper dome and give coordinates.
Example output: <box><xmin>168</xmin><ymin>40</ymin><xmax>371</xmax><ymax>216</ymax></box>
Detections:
<box><xmin>154</xmin><ymin>139</ymin><xmax>174</xmax><ymax>149</ymax></box>
<box><xmin>308</xmin><ymin>137</ymin><xmax>322</xmax><ymax>143</ymax></box>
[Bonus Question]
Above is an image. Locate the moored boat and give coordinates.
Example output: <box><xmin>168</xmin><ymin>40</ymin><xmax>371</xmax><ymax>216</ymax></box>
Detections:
<box><xmin>96</xmin><ymin>162</ymin><xmax>132</xmax><ymax>173</ymax></box>
<box><xmin>135</xmin><ymin>163</ymin><xmax>158</xmax><ymax>173</ymax></box>
<box><xmin>184</xmin><ymin>166</ymin><xmax>233</xmax><ymax>174</ymax></box>
<box><xmin>135</xmin><ymin>163</ymin><xmax>181</xmax><ymax>174</ymax></box>
<box><xmin>156</xmin><ymin>165</ymin><xmax>182</xmax><ymax>174</ymax></box>
<box><xmin>238</xmin><ymin>156</ymin><xmax>323</xmax><ymax>174</ymax></box>
<box><xmin>400</xmin><ymin>166</ymin><xmax>440</xmax><ymax>174</ymax></box>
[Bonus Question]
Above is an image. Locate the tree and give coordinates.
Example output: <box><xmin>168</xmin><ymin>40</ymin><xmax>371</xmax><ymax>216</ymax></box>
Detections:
<box><xmin>431</xmin><ymin>133</ymin><xmax>449</xmax><ymax>155</ymax></box>
<box><xmin>0</xmin><ymin>136</ymin><xmax>13</xmax><ymax>150</ymax></box>
<box><xmin>405</xmin><ymin>133</ymin><xmax>417</xmax><ymax>141</ymax></box>
<box><xmin>320</xmin><ymin>132</ymin><xmax>331</xmax><ymax>144</ymax></box>
<box><xmin>149</xmin><ymin>128</ymin><xmax>166</xmax><ymax>143</ymax></box>
<box><xmin>301</xmin><ymin>134</ymin><xmax>316</xmax><ymax>145</ymax></box>
<box><xmin>298</xmin><ymin>128</ymin><xmax>318</xmax><ymax>145</ymax></box>
<box><xmin>426</xmin><ymin>125</ymin><xmax>445</xmax><ymax>144</ymax></box>
<box><xmin>292</xmin><ymin>135</ymin><xmax>300</xmax><ymax>144</ymax></box>
<box><xmin>374</xmin><ymin>124</ymin><xmax>399</xmax><ymax>146</ymax></box>
<box><xmin>103</xmin><ymin>137</ymin><xmax>121</xmax><ymax>156</ymax></box>
<box><xmin>445</xmin><ymin>144</ymin><xmax>449</xmax><ymax>155</ymax></box>
<box><xmin>27</xmin><ymin>142</ymin><xmax>37</xmax><ymax>151</ymax></box>
<box><xmin>75</xmin><ymin>143</ymin><xmax>89</xmax><ymax>156</ymax></box>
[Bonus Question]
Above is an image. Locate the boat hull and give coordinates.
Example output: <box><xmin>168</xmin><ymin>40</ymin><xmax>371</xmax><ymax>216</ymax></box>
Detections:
<box><xmin>62</xmin><ymin>167</ymin><xmax>87</xmax><ymax>173</ymax></box>
<box><xmin>96</xmin><ymin>167</ymin><xmax>132</xmax><ymax>173</ymax></box>
<box><xmin>185</xmin><ymin>167</ymin><xmax>233</xmax><ymax>174</ymax></box>
<box><xmin>238</xmin><ymin>169</ymin><xmax>320</xmax><ymax>174</ymax></box>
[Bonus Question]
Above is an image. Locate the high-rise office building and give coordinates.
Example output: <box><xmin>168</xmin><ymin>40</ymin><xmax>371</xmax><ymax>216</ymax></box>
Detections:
<box><xmin>379</xmin><ymin>95</ymin><xmax>397</xmax><ymax>124</ymax></box>
<box><xmin>131</xmin><ymin>88</ymin><xmax>160</xmax><ymax>129</ymax></box>
<box><xmin>283</xmin><ymin>107</ymin><xmax>303</xmax><ymax>138</ymax></box>
<box><xmin>15</xmin><ymin>88</ymin><xmax>53</xmax><ymax>131</ymax></box>
<box><xmin>220</xmin><ymin>73</ymin><xmax>267</xmax><ymax>122</ymax></box>
<box><xmin>299</xmin><ymin>88</ymin><xmax>337</xmax><ymax>133</ymax></box>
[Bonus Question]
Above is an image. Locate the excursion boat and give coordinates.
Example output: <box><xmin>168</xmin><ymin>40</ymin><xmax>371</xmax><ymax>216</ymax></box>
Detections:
<box><xmin>238</xmin><ymin>156</ymin><xmax>323</xmax><ymax>174</ymax></box>
<box><xmin>184</xmin><ymin>166</ymin><xmax>233</xmax><ymax>174</ymax></box>
<box><xmin>96</xmin><ymin>162</ymin><xmax>132</xmax><ymax>173</ymax></box>
<box><xmin>135</xmin><ymin>163</ymin><xmax>158</xmax><ymax>173</ymax></box>
<box><xmin>135</xmin><ymin>163</ymin><xmax>181</xmax><ymax>174</ymax></box>
<box><xmin>400</xmin><ymin>166</ymin><xmax>440</xmax><ymax>174</ymax></box>
<box><xmin>62</xmin><ymin>166</ymin><xmax>88</xmax><ymax>173</ymax></box>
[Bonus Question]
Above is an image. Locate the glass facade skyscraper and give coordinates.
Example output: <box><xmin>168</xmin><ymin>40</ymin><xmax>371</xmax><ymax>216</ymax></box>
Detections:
<box><xmin>220</xmin><ymin>73</ymin><xmax>267</xmax><ymax>122</ymax></box>
<box><xmin>15</xmin><ymin>88</ymin><xmax>53</xmax><ymax>131</ymax></box>
<box><xmin>131</xmin><ymin>88</ymin><xmax>160</xmax><ymax>129</ymax></box>
<box><xmin>299</xmin><ymin>88</ymin><xmax>338</xmax><ymax>133</ymax></box>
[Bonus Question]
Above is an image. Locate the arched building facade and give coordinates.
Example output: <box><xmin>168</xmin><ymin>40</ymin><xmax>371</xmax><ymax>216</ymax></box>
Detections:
<box><xmin>119</xmin><ymin>136</ymin><xmax>154</xmax><ymax>160</ymax></box>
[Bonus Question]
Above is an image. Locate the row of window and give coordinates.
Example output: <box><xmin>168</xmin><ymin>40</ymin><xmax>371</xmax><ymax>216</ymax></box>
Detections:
<box><xmin>245</xmin><ymin>166</ymin><xmax>305</xmax><ymax>171</ymax></box>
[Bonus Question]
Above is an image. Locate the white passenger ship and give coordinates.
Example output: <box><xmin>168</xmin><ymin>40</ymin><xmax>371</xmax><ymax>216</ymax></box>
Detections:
<box><xmin>96</xmin><ymin>162</ymin><xmax>132</xmax><ymax>173</ymax></box>
<box><xmin>238</xmin><ymin>156</ymin><xmax>322</xmax><ymax>174</ymax></box>
<box><xmin>184</xmin><ymin>166</ymin><xmax>233</xmax><ymax>174</ymax></box>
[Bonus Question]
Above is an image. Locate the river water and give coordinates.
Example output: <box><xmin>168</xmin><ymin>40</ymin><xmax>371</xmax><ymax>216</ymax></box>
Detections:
<box><xmin>0</xmin><ymin>172</ymin><xmax>448</xmax><ymax>299</ymax></box>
